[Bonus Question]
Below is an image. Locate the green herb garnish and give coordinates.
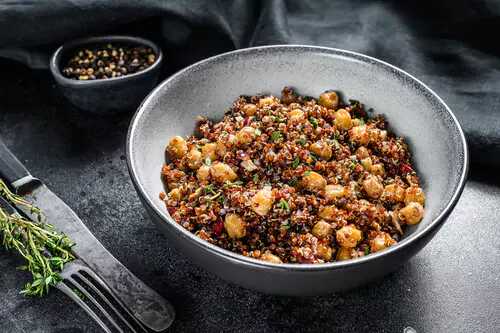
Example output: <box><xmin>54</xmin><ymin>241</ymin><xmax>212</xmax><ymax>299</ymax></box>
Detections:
<box><xmin>277</xmin><ymin>199</ymin><xmax>290</xmax><ymax>211</ymax></box>
<box><xmin>271</xmin><ymin>131</ymin><xmax>283</xmax><ymax>142</ymax></box>
<box><xmin>204</xmin><ymin>184</ymin><xmax>217</xmax><ymax>195</ymax></box>
<box><xmin>204</xmin><ymin>157</ymin><xmax>212</xmax><ymax>166</ymax></box>
<box><xmin>304</xmin><ymin>170</ymin><xmax>312</xmax><ymax>176</ymax></box>
<box><xmin>0</xmin><ymin>180</ymin><xmax>75</xmax><ymax>297</ymax></box>
<box><xmin>364</xmin><ymin>247</ymin><xmax>370</xmax><ymax>256</ymax></box>
<box><xmin>309</xmin><ymin>117</ymin><xmax>318</xmax><ymax>128</ymax></box>
<box><xmin>292</xmin><ymin>157</ymin><xmax>300</xmax><ymax>169</ymax></box>
<box><xmin>252</xmin><ymin>174</ymin><xmax>259</xmax><ymax>183</ymax></box>
<box><xmin>255</xmin><ymin>128</ymin><xmax>262</xmax><ymax>136</ymax></box>
<box><xmin>288</xmin><ymin>178</ymin><xmax>299</xmax><ymax>187</ymax></box>
<box><xmin>298</xmin><ymin>137</ymin><xmax>307</xmax><ymax>146</ymax></box>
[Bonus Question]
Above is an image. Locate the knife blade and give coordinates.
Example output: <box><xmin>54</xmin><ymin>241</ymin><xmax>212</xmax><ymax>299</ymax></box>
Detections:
<box><xmin>0</xmin><ymin>138</ymin><xmax>174</xmax><ymax>331</ymax></box>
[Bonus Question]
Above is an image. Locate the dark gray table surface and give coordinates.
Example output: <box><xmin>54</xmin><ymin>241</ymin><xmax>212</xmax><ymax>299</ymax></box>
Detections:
<box><xmin>0</xmin><ymin>60</ymin><xmax>498</xmax><ymax>333</ymax></box>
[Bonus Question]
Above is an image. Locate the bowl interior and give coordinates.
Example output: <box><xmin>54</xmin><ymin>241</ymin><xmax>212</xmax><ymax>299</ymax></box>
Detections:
<box><xmin>128</xmin><ymin>46</ymin><xmax>466</xmax><ymax>261</ymax></box>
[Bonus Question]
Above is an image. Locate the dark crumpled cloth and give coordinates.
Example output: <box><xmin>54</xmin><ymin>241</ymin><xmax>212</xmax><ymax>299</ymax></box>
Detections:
<box><xmin>1</xmin><ymin>0</ymin><xmax>498</xmax><ymax>166</ymax></box>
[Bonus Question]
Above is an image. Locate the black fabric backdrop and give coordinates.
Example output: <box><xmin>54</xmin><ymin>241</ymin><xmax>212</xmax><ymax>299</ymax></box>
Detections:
<box><xmin>1</xmin><ymin>0</ymin><xmax>499</xmax><ymax>166</ymax></box>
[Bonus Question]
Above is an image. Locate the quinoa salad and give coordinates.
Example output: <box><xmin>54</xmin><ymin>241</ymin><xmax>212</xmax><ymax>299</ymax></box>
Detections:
<box><xmin>160</xmin><ymin>87</ymin><xmax>425</xmax><ymax>264</ymax></box>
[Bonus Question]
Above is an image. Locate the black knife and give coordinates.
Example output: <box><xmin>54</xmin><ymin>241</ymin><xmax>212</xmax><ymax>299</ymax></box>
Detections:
<box><xmin>0</xmin><ymin>138</ymin><xmax>175</xmax><ymax>331</ymax></box>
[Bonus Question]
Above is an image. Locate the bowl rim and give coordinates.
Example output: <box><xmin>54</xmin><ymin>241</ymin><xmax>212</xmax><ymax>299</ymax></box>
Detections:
<box><xmin>50</xmin><ymin>35</ymin><xmax>163</xmax><ymax>86</ymax></box>
<box><xmin>126</xmin><ymin>44</ymin><xmax>469</xmax><ymax>272</ymax></box>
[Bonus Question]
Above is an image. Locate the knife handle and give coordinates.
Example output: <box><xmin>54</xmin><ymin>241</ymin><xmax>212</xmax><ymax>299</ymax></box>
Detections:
<box><xmin>0</xmin><ymin>137</ymin><xmax>41</xmax><ymax>194</ymax></box>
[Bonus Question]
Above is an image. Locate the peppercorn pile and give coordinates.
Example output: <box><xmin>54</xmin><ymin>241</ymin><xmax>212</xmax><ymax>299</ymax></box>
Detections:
<box><xmin>160</xmin><ymin>87</ymin><xmax>425</xmax><ymax>264</ymax></box>
<box><xmin>61</xmin><ymin>43</ymin><xmax>156</xmax><ymax>80</ymax></box>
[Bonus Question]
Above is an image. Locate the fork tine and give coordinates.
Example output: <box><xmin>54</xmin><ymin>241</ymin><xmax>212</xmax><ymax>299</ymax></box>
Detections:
<box><xmin>57</xmin><ymin>281</ymin><xmax>114</xmax><ymax>333</ymax></box>
<box><xmin>66</xmin><ymin>276</ymin><xmax>125</xmax><ymax>333</ymax></box>
<box><xmin>75</xmin><ymin>271</ymin><xmax>143</xmax><ymax>333</ymax></box>
<box><xmin>77</xmin><ymin>266</ymin><xmax>148</xmax><ymax>332</ymax></box>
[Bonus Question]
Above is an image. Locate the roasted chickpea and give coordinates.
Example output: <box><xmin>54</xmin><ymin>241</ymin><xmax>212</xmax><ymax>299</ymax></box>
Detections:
<box><xmin>196</xmin><ymin>165</ymin><xmax>211</xmax><ymax>182</ymax></box>
<box><xmin>316</xmin><ymin>244</ymin><xmax>333</xmax><ymax>261</ymax></box>
<box><xmin>371</xmin><ymin>163</ymin><xmax>385</xmax><ymax>176</ymax></box>
<box><xmin>312</xmin><ymin>220</ymin><xmax>333</xmax><ymax>238</ymax></box>
<box><xmin>260</xmin><ymin>251</ymin><xmax>282</xmax><ymax>264</ymax></box>
<box><xmin>324</xmin><ymin>184</ymin><xmax>345</xmax><ymax>202</ymax></box>
<box><xmin>361</xmin><ymin>157</ymin><xmax>372</xmax><ymax>170</ymax></box>
<box><xmin>224</xmin><ymin>214</ymin><xmax>246</xmax><ymax>239</ymax></box>
<box><xmin>369</xmin><ymin>232</ymin><xmax>396</xmax><ymax>253</ymax></box>
<box><xmin>382</xmin><ymin>184</ymin><xmax>405</xmax><ymax>202</ymax></box>
<box><xmin>309</xmin><ymin>141</ymin><xmax>332</xmax><ymax>160</ymax></box>
<box><xmin>363</xmin><ymin>175</ymin><xmax>384</xmax><ymax>199</ymax></box>
<box><xmin>288</xmin><ymin>108</ymin><xmax>306</xmax><ymax>124</ymax></box>
<box><xmin>336</xmin><ymin>247</ymin><xmax>352</xmax><ymax>261</ymax></box>
<box><xmin>334</xmin><ymin>109</ymin><xmax>352</xmax><ymax>130</ymax></box>
<box><xmin>186</xmin><ymin>148</ymin><xmax>202</xmax><ymax>169</ymax></box>
<box><xmin>201</xmin><ymin>143</ymin><xmax>217</xmax><ymax>161</ymax></box>
<box><xmin>318</xmin><ymin>205</ymin><xmax>337</xmax><ymax>221</ymax></box>
<box><xmin>399</xmin><ymin>202</ymin><xmax>424</xmax><ymax>225</ymax></box>
<box><xmin>349</xmin><ymin>125</ymin><xmax>370</xmax><ymax>145</ymax></box>
<box><xmin>404</xmin><ymin>186</ymin><xmax>426</xmax><ymax>205</ymax></box>
<box><xmin>210</xmin><ymin>162</ymin><xmax>238</xmax><ymax>183</ymax></box>
<box><xmin>302</xmin><ymin>171</ymin><xmax>327</xmax><ymax>192</ymax></box>
<box><xmin>318</xmin><ymin>91</ymin><xmax>339</xmax><ymax>109</ymax></box>
<box><xmin>242</xmin><ymin>103</ymin><xmax>257</xmax><ymax>116</ymax></box>
<box><xmin>167</xmin><ymin>136</ymin><xmax>188</xmax><ymax>159</ymax></box>
<box><xmin>168</xmin><ymin>188</ymin><xmax>181</xmax><ymax>201</ymax></box>
<box><xmin>356</xmin><ymin>146</ymin><xmax>369</xmax><ymax>160</ymax></box>
<box><xmin>336</xmin><ymin>225</ymin><xmax>362</xmax><ymax>248</ymax></box>
<box><xmin>236</xmin><ymin>126</ymin><xmax>256</xmax><ymax>146</ymax></box>
<box><xmin>251</xmin><ymin>187</ymin><xmax>274</xmax><ymax>216</ymax></box>
<box><xmin>258</xmin><ymin>96</ymin><xmax>275</xmax><ymax>107</ymax></box>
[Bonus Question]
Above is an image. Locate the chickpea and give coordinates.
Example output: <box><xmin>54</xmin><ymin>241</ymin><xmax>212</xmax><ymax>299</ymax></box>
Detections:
<box><xmin>224</xmin><ymin>214</ymin><xmax>246</xmax><ymax>239</ymax></box>
<box><xmin>349</xmin><ymin>125</ymin><xmax>370</xmax><ymax>145</ymax></box>
<box><xmin>242</xmin><ymin>103</ymin><xmax>257</xmax><ymax>116</ymax></box>
<box><xmin>334</xmin><ymin>108</ymin><xmax>352</xmax><ymax>130</ymax></box>
<box><xmin>336</xmin><ymin>225</ymin><xmax>362</xmax><ymax>248</ymax></box>
<box><xmin>356</xmin><ymin>146</ymin><xmax>369</xmax><ymax>160</ymax></box>
<box><xmin>210</xmin><ymin>162</ymin><xmax>238</xmax><ymax>183</ymax></box>
<box><xmin>363</xmin><ymin>175</ymin><xmax>383</xmax><ymax>199</ymax></box>
<box><xmin>324</xmin><ymin>184</ymin><xmax>345</xmax><ymax>202</ymax></box>
<box><xmin>186</xmin><ymin>148</ymin><xmax>202</xmax><ymax>169</ymax></box>
<box><xmin>167</xmin><ymin>136</ymin><xmax>188</xmax><ymax>159</ymax></box>
<box><xmin>404</xmin><ymin>186</ymin><xmax>425</xmax><ymax>205</ymax></box>
<box><xmin>168</xmin><ymin>188</ymin><xmax>181</xmax><ymax>201</ymax></box>
<box><xmin>382</xmin><ymin>184</ymin><xmax>405</xmax><ymax>202</ymax></box>
<box><xmin>336</xmin><ymin>247</ymin><xmax>352</xmax><ymax>261</ymax></box>
<box><xmin>251</xmin><ymin>187</ymin><xmax>274</xmax><ymax>216</ymax></box>
<box><xmin>216</xmin><ymin>139</ymin><xmax>227</xmax><ymax>158</ymax></box>
<box><xmin>369</xmin><ymin>232</ymin><xmax>396</xmax><ymax>253</ymax></box>
<box><xmin>316</xmin><ymin>244</ymin><xmax>333</xmax><ymax>261</ymax></box>
<box><xmin>309</xmin><ymin>141</ymin><xmax>332</xmax><ymax>160</ymax></box>
<box><xmin>361</xmin><ymin>157</ymin><xmax>372</xmax><ymax>170</ymax></box>
<box><xmin>318</xmin><ymin>91</ymin><xmax>339</xmax><ymax>109</ymax></box>
<box><xmin>196</xmin><ymin>165</ymin><xmax>211</xmax><ymax>182</ymax></box>
<box><xmin>258</xmin><ymin>96</ymin><xmax>276</xmax><ymax>107</ymax></box>
<box><xmin>318</xmin><ymin>205</ymin><xmax>337</xmax><ymax>221</ymax></box>
<box><xmin>371</xmin><ymin>163</ymin><xmax>385</xmax><ymax>176</ymax></box>
<box><xmin>312</xmin><ymin>220</ymin><xmax>333</xmax><ymax>238</ymax></box>
<box><xmin>288</xmin><ymin>108</ymin><xmax>306</xmax><ymax>124</ymax></box>
<box><xmin>201</xmin><ymin>143</ymin><xmax>217</xmax><ymax>161</ymax></box>
<box><xmin>261</xmin><ymin>251</ymin><xmax>282</xmax><ymax>264</ymax></box>
<box><xmin>399</xmin><ymin>202</ymin><xmax>424</xmax><ymax>225</ymax></box>
<box><xmin>236</xmin><ymin>126</ymin><xmax>256</xmax><ymax>146</ymax></box>
<box><xmin>302</xmin><ymin>171</ymin><xmax>327</xmax><ymax>192</ymax></box>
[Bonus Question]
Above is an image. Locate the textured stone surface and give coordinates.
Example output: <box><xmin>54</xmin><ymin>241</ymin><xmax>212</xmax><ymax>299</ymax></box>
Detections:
<box><xmin>0</xmin><ymin>60</ymin><xmax>499</xmax><ymax>333</ymax></box>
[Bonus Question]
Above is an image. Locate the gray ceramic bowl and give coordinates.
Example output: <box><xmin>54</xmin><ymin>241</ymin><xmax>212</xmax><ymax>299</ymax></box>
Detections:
<box><xmin>127</xmin><ymin>45</ymin><xmax>468</xmax><ymax>296</ymax></box>
<box><xmin>50</xmin><ymin>36</ymin><xmax>163</xmax><ymax>114</ymax></box>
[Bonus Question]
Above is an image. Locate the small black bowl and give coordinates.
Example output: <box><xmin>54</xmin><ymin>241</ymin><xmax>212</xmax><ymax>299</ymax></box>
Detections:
<box><xmin>50</xmin><ymin>36</ymin><xmax>163</xmax><ymax>115</ymax></box>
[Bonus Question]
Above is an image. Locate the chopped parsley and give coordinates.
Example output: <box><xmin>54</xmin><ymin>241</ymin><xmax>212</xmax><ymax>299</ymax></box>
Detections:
<box><xmin>204</xmin><ymin>184</ymin><xmax>217</xmax><ymax>195</ymax></box>
<box><xmin>252</xmin><ymin>174</ymin><xmax>259</xmax><ymax>183</ymax></box>
<box><xmin>288</xmin><ymin>177</ymin><xmax>298</xmax><ymax>187</ymax></box>
<box><xmin>364</xmin><ymin>247</ymin><xmax>370</xmax><ymax>256</ymax></box>
<box><xmin>298</xmin><ymin>137</ymin><xmax>307</xmax><ymax>146</ymax></box>
<box><xmin>271</xmin><ymin>131</ymin><xmax>283</xmax><ymax>142</ymax></box>
<box><xmin>292</xmin><ymin>157</ymin><xmax>300</xmax><ymax>169</ymax></box>
<box><xmin>304</xmin><ymin>170</ymin><xmax>312</xmax><ymax>176</ymax></box>
<box><xmin>277</xmin><ymin>199</ymin><xmax>290</xmax><ymax>211</ymax></box>
<box><xmin>309</xmin><ymin>117</ymin><xmax>319</xmax><ymax>128</ymax></box>
<box><xmin>280</xmin><ymin>221</ymin><xmax>290</xmax><ymax>230</ymax></box>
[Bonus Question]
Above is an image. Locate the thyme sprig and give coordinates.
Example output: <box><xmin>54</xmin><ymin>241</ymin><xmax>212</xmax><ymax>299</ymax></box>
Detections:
<box><xmin>0</xmin><ymin>179</ymin><xmax>75</xmax><ymax>297</ymax></box>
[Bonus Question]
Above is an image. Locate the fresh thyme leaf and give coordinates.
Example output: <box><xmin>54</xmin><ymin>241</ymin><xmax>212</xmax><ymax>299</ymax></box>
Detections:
<box><xmin>309</xmin><ymin>117</ymin><xmax>318</xmax><ymax>128</ymax></box>
<box><xmin>252</xmin><ymin>174</ymin><xmax>259</xmax><ymax>183</ymax></box>
<box><xmin>204</xmin><ymin>184</ymin><xmax>217</xmax><ymax>195</ymax></box>
<box><xmin>271</xmin><ymin>131</ymin><xmax>283</xmax><ymax>142</ymax></box>
<box><xmin>298</xmin><ymin>137</ymin><xmax>307</xmax><ymax>146</ymax></box>
<box><xmin>292</xmin><ymin>157</ymin><xmax>300</xmax><ymax>169</ymax></box>
<box><xmin>0</xmin><ymin>179</ymin><xmax>75</xmax><ymax>297</ymax></box>
<box><xmin>364</xmin><ymin>247</ymin><xmax>370</xmax><ymax>255</ymax></box>
<box><xmin>277</xmin><ymin>199</ymin><xmax>290</xmax><ymax>211</ymax></box>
